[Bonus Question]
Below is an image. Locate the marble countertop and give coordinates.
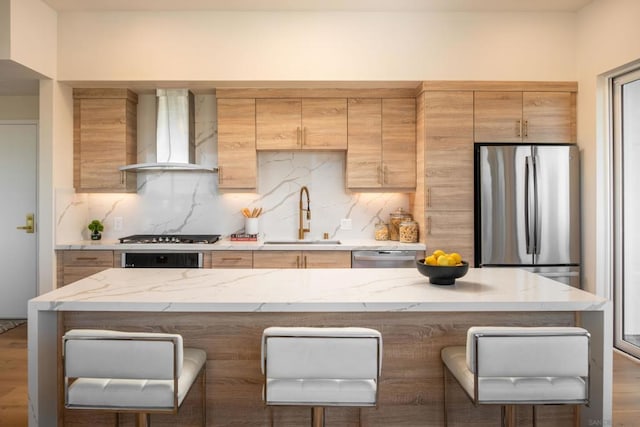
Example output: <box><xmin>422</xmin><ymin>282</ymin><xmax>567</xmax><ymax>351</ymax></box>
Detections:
<box><xmin>30</xmin><ymin>267</ymin><xmax>606</xmax><ymax>313</ymax></box>
<box><xmin>54</xmin><ymin>238</ymin><xmax>425</xmax><ymax>251</ymax></box>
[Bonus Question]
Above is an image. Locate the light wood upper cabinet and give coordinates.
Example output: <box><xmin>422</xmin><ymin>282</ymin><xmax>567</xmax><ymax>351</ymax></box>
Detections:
<box><xmin>73</xmin><ymin>89</ymin><xmax>138</xmax><ymax>193</ymax></box>
<box><xmin>346</xmin><ymin>98</ymin><xmax>416</xmax><ymax>190</ymax></box>
<box><xmin>522</xmin><ymin>92</ymin><xmax>576</xmax><ymax>143</ymax></box>
<box><xmin>346</xmin><ymin>98</ymin><xmax>382</xmax><ymax>188</ymax></box>
<box><xmin>256</xmin><ymin>98</ymin><xmax>347</xmax><ymax>150</ymax></box>
<box><xmin>253</xmin><ymin>251</ymin><xmax>351</xmax><ymax>269</ymax></box>
<box><xmin>302</xmin><ymin>98</ymin><xmax>348</xmax><ymax>149</ymax></box>
<box><xmin>474</xmin><ymin>91</ymin><xmax>576</xmax><ymax>143</ymax></box>
<box><xmin>217</xmin><ymin>99</ymin><xmax>257</xmax><ymax>190</ymax></box>
<box><xmin>382</xmin><ymin>98</ymin><xmax>417</xmax><ymax>188</ymax></box>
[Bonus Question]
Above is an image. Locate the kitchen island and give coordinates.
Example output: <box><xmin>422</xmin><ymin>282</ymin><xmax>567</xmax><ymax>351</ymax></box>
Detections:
<box><xmin>28</xmin><ymin>267</ymin><xmax>611</xmax><ymax>427</ymax></box>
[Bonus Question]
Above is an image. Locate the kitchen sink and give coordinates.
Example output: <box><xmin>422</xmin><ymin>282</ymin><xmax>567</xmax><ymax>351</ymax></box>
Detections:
<box><xmin>264</xmin><ymin>240</ymin><xmax>341</xmax><ymax>245</ymax></box>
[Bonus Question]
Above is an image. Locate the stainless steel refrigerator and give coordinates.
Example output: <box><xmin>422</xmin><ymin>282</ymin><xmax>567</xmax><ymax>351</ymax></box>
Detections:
<box><xmin>474</xmin><ymin>144</ymin><xmax>581</xmax><ymax>288</ymax></box>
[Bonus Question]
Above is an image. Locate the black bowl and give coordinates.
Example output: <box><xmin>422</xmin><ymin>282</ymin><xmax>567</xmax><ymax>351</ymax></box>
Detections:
<box><xmin>416</xmin><ymin>259</ymin><xmax>469</xmax><ymax>285</ymax></box>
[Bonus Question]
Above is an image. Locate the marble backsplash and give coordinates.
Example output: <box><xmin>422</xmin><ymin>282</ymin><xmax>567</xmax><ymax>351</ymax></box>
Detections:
<box><xmin>55</xmin><ymin>94</ymin><xmax>411</xmax><ymax>243</ymax></box>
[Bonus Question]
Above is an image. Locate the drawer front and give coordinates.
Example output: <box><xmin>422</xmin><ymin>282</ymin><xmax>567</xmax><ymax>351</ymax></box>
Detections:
<box><xmin>211</xmin><ymin>251</ymin><xmax>253</xmax><ymax>268</ymax></box>
<box><xmin>62</xmin><ymin>266</ymin><xmax>111</xmax><ymax>286</ymax></box>
<box><xmin>63</xmin><ymin>250</ymin><xmax>114</xmax><ymax>266</ymax></box>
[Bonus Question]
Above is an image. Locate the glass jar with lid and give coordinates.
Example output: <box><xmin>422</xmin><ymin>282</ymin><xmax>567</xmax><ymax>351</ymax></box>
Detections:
<box><xmin>389</xmin><ymin>208</ymin><xmax>412</xmax><ymax>241</ymax></box>
<box><xmin>374</xmin><ymin>222</ymin><xmax>389</xmax><ymax>241</ymax></box>
<box><xmin>399</xmin><ymin>219</ymin><xmax>419</xmax><ymax>243</ymax></box>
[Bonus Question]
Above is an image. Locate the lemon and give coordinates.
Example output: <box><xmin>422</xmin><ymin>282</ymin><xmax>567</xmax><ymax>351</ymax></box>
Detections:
<box><xmin>437</xmin><ymin>255</ymin><xmax>455</xmax><ymax>266</ymax></box>
<box><xmin>432</xmin><ymin>249</ymin><xmax>446</xmax><ymax>259</ymax></box>
<box><xmin>449</xmin><ymin>252</ymin><xmax>462</xmax><ymax>264</ymax></box>
<box><xmin>425</xmin><ymin>255</ymin><xmax>437</xmax><ymax>265</ymax></box>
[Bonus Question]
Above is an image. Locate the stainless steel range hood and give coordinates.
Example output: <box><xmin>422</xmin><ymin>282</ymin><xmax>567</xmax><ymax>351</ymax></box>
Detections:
<box><xmin>120</xmin><ymin>89</ymin><xmax>217</xmax><ymax>172</ymax></box>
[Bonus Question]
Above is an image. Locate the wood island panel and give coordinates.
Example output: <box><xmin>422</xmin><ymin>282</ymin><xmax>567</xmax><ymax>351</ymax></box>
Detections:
<box><xmin>60</xmin><ymin>310</ymin><xmax>577</xmax><ymax>426</ymax></box>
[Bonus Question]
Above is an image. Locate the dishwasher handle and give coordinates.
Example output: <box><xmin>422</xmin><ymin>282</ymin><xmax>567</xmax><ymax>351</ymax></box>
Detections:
<box><xmin>352</xmin><ymin>252</ymin><xmax>416</xmax><ymax>262</ymax></box>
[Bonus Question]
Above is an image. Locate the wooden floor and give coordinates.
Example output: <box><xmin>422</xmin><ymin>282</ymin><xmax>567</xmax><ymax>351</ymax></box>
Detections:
<box><xmin>2</xmin><ymin>323</ymin><xmax>639</xmax><ymax>426</ymax></box>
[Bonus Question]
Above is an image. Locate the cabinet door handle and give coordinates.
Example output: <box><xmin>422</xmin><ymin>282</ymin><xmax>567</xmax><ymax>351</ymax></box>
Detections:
<box><xmin>303</xmin><ymin>127</ymin><xmax>307</xmax><ymax>146</ymax></box>
<box><xmin>383</xmin><ymin>165</ymin><xmax>389</xmax><ymax>185</ymax></box>
<box><xmin>427</xmin><ymin>187</ymin><xmax>431</xmax><ymax>208</ymax></box>
<box><xmin>218</xmin><ymin>166</ymin><xmax>223</xmax><ymax>184</ymax></box>
<box><xmin>303</xmin><ymin>255</ymin><xmax>308</xmax><ymax>269</ymax></box>
<box><xmin>221</xmin><ymin>257</ymin><xmax>242</xmax><ymax>261</ymax></box>
<box><xmin>427</xmin><ymin>216</ymin><xmax>432</xmax><ymax>235</ymax></box>
<box><xmin>523</xmin><ymin>120</ymin><xmax>529</xmax><ymax>138</ymax></box>
<box><xmin>296</xmin><ymin>255</ymin><xmax>300</xmax><ymax>268</ymax></box>
<box><xmin>120</xmin><ymin>171</ymin><xmax>125</xmax><ymax>185</ymax></box>
<box><xmin>76</xmin><ymin>257</ymin><xmax>99</xmax><ymax>261</ymax></box>
<box><xmin>297</xmin><ymin>127</ymin><xmax>301</xmax><ymax>146</ymax></box>
<box><xmin>516</xmin><ymin>120</ymin><xmax>521</xmax><ymax>138</ymax></box>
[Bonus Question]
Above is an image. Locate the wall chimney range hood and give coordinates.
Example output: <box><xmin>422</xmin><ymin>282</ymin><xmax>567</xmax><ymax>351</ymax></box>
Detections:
<box><xmin>120</xmin><ymin>89</ymin><xmax>217</xmax><ymax>173</ymax></box>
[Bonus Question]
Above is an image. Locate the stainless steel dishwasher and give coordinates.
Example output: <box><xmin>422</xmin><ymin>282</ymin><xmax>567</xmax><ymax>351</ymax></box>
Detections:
<box><xmin>351</xmin><ymin>250</ymin><xmax>418</xmax><ymax>268</ymax></box>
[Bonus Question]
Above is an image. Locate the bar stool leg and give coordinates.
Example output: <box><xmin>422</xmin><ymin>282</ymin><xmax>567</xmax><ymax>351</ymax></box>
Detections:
<box><xmin>311</xmin><ymin>407</ymin><xmax>325</xmax><ymax>427</ymax></box>
<box><xmin>201</xmin><ymin>367</ymin><xmax>207</xmax><ymax>427</ymax></box>
<box><xmin>501</xmin><ymin>405</ymin><xmax>516</xmax><ymax>427</ymax></box>
<box><xmin>135</xmin><ymin>413</ymin><xmax>150</xmax><ymax>427</ymax></box>
<box><xmin>443</xmin><ymin>366</ymin><xmax>449</xmax><ymax>426</ymax></box>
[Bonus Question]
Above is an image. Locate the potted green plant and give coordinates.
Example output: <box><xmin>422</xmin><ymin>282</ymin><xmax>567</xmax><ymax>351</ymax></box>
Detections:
<box><xmin>88</xmin><ymin>219</ymin><xmax>104</xmax><ymax>240</ymax></box>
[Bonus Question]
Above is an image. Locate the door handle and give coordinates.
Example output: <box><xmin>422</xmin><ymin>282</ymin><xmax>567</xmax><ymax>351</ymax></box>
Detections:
<box><xmin>17</xmin><ymin>213</ymin><xmax>35</xmax><ymax>234</ymax></box>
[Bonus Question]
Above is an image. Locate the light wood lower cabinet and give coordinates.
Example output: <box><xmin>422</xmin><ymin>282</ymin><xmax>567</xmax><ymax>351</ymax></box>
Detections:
<box><xmin>57</xmin><ymin>250</ymin><xmax>116</xmax><ymax>287</ymax></box>
<box><xmin>253</xmin><ymin>251</ymin><xmax>352</xmax><ymax>269</ymax></box>
<box><xmin>210</xmin><ymin>251</ymin><xmax>253</xmax><ymax>268</ymax></box>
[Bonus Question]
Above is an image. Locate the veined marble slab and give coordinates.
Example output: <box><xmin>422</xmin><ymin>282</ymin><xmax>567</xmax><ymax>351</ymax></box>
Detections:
<box><xmin>30</xmin><ymin>267</ymin><xmax>606</xmax><ymax>313</ymax></box>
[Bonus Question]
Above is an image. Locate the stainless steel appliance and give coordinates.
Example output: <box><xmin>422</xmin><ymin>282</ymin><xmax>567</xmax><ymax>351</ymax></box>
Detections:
<box><xmin>118</xmin><ymin>234</ymin><xmax>220</xmax><ymax>244</ymax></box>
<box><xmin>118</xmin><ymin>234</ymin><xmax>220</xmax><ymax>268</ymax></box>
<box><xmin>122</xmin><ymin>252</ymin><xmax>203</xmax><ymax>268</ymax></box>
<box><xmin>474</xmin><ymin>144</ymin><xmax>581</xmax><ymax>287</ymax></box>
<box><xmin>352</xmin><ymin>250</ymin><xmax>418</xmax><ymax>268</ymax></box>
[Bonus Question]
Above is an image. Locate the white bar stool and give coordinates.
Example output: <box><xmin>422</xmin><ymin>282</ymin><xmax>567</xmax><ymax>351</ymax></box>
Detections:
<box><xmin>261</xmin><ymin>326</ymin><xmax>382</xmax><ymax>427</ymax></box>
<box><xmin>441</xmin><ymin>326</ymin><xmax>590</xmax><ymax>427</ymax></box>
<box><xmin>63</xmin><ymin>329</ymin><xmax>207</xmax><ymax>427</ymax></box>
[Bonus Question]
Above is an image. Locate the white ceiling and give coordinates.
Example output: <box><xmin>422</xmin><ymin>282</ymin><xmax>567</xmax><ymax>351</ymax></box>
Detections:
<box><xmin>43</xmin><ymin>0</ymin><xmax>594</xmax><ymax>12</ymax></box>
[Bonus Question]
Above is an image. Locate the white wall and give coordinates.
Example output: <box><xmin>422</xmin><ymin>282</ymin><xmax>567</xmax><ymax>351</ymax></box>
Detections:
<box><xmin>57</xmin><ymin>11</ymin><xmax>577</xmax><ymax>81</ymax></box>
<box><xmin>576</xmin><ymin>0</ymin><xmax>640</xmax><ymax>295</ymax></box>
<box><xmin>0</xmin><ymin>96</ymin><xmax>38</xmax><ymax>119</ymax></box>
<box><xmin>8</xmin><ymin>0</ymin><xmax>56</xmax><ymax>78</ymax></box>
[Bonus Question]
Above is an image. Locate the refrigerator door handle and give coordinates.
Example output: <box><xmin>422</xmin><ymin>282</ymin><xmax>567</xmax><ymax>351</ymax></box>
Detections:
<box><xmin>524</xmin><ymin>156</ymin><xmax>533</xmax><ymax>254</ymax></box>
<box><xmin>532</xmin><ymin>155</ymin><xmax>540</xmax><ymax>255</ymax></box>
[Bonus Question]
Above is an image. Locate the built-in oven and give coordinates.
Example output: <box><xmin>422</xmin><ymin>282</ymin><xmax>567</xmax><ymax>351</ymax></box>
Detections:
<box><xmin>121</xmin><ymin>252</ymin><xmax>204</xmax><ymax>268</ymax></box>
<box><xmin>118</xmin><ymin>234</ymin><xmax>220</xmax><ymax>268</ymax></box>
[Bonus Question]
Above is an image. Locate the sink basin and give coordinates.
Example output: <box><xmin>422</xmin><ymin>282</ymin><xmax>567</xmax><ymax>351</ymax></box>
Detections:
<box><xmin>264</xmin><ymin>240</ymin><xmax>341</xmax><ymax>245</ymax></box>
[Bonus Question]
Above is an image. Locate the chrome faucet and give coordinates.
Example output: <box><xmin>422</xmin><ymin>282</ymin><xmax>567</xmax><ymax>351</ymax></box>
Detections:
<box><xmin>298</xmin><ymin>186</ymin><xmax>311</xmax><ymax>240</ymax></box>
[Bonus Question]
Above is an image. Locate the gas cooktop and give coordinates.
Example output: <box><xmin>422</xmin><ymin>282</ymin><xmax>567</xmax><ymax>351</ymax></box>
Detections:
<box><xmin>118</xmin><ymin>234</ymin><xmax>221</xmax><ymax>244</ymax></box>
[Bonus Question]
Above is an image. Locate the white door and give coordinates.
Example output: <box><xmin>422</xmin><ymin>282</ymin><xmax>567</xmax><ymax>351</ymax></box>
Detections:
<box><xmin>0</xmin><ymin>122</ymin><xmax>37</xmax><ymax>318</ymax></box>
